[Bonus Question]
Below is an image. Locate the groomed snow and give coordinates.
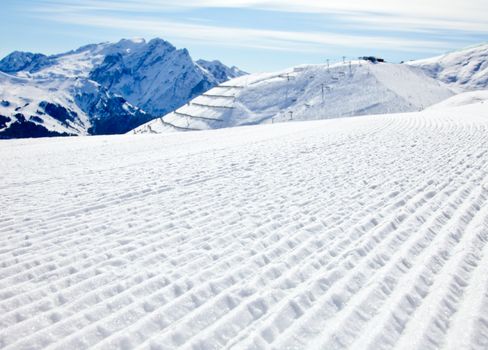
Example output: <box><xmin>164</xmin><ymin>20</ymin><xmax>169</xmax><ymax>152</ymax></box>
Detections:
<box><xmin>1</xmin><ymin>101</ymin><xmax>488</xmax><ymax>349</ymax></box>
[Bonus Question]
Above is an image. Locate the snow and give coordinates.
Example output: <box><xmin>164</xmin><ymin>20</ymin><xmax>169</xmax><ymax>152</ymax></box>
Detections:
<box><xmin>0</xmin><ymin>38</ymin><xmax>246</xmax><ymax>138</ymax></box>
<box><xmin>426</xmin><ymin>90</ymin><xmax>488</xmax><ymax>110</ymax></box>
<box><xmin>87</xmin><ymin>38</ymin><xmax>246</xmax><ymax>116</ymax></box>
<box><xmin>0</xmin><ymin>71</ymin><xmax>89</xmax><ymax>135</ymax></box>
<box><xmin>133</xmin><ymin>61</ymin><xmax>453</xmax><ymax>134</ymax></box>
<box><xmin>409</xmin><ymin>43</ymin><xmax>488</xmax><ymax>92</ymax></box>
<box><xmin>0</xmin><ymin>69</ymin><xmax>151</xmax><ymax>138</ymax></box>
<box><xmin>1</xmin><ymin>99</ymin><xmax>488</xmax><ymax>349</ymax></box>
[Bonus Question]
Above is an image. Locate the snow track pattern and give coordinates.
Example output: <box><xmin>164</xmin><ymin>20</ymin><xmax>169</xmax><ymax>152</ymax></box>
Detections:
<box><xmin>1</xmin><ymin>109</ymin><xmax>488</xmax><ymax>349</ymax></box>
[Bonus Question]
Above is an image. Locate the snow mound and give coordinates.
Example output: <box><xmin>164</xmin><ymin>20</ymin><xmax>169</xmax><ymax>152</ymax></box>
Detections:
<box><xmin>409</xmin><ymin>43</ymin><xmax>488</xmax><ymax>92</ymax></box>
<box><xmin>133</xmin><ymin>61</ymin><xmax>454</xmax><ymax>134</ymax></box>
<box><xmin>2</xmin><ymin>102</ymin><xmax>488</xmax><ymax>349</ymax></box>
<box><xmin>427</xmin><ymin>90</ymin><xmax>488</xmax><ymax>110</ymax></box>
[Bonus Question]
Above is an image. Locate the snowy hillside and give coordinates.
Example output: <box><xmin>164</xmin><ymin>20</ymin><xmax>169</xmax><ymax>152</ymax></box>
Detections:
<box><xmin>0</xmin><ymin>70</ymin><xmax>151</xmax><ymax>138</ymax></box>
<box><xmin>133</xmin><ymin>61</ymin><xmax>453</xmax><ymax>134</ymax></box>
<box><xmin>410</xmin><ymin>43</ymin><xmax>488</xmax><ymax>91</ymax></box>
<box><xmin>0</xmin><ymin>38</ymin><xmax>245</xmax><ymax>138</ymax></box>
<box><xmin>1</xmin><ymin>100</ymin><xmax>488</xmax><ymax>349</ymax></box>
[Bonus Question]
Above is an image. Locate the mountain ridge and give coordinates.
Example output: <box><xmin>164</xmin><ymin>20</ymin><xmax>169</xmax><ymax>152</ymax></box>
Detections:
<box><xmin>0</xmin><ymin>38</ymin><xmax>246</xmax><ymax>138</ymax></box>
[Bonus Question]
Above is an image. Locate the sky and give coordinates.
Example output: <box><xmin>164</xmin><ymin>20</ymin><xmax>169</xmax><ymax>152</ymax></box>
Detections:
<box><xmin>1</xmin><ymin>0</ymin><xmax>487</xmax><ymax>72</ymax></box>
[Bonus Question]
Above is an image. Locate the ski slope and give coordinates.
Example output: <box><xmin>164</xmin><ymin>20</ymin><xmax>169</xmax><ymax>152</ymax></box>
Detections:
<box><xmin>2</xmin><ymin>101</ymin><xmax>488</xmax><ymax>349</ymax></box>
<box><xmin>133</xmin><ymin>61</ymin><xmax>453</xmax><ymax>134</ymax></box>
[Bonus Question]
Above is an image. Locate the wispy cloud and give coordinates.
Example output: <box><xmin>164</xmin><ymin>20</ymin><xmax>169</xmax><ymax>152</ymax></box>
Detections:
<box><xmin>21</xmin><ymin>0</ymin><xmax>487</xmax><ymax>72</ymax></box>
<box><xmin>36</xmin><ymin>12</ymin><xmax>450</xmax><ymax>54</ymax></box>
<box><xmin>29</xmin><ymin>0</ymin><xmax>473</xmax><ymax>55</ymax></box>
<box><xmin>35</xmin><ymin>0</ymin><xmax>488</xmax><ymax>33</ymax></box>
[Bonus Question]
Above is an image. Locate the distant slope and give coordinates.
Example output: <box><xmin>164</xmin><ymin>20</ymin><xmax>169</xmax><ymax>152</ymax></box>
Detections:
<box><xmin>409</xmin><ymin>43</ymin><xmax>488</xmax><ymax>91</ymax></box>
<box><xmin>0</xmin><ymin>70</ymin><xmax>151</xmax><ymax>138</ymax></box>
<box><xmin>133</xmin><ymin>61</ymin><xmax>454</xmax><ymax>134</ymax></box>
<box><xmin>0</xmin><ymin>38</ymin><xmax>245</xmax><ymax>138</ymax></box>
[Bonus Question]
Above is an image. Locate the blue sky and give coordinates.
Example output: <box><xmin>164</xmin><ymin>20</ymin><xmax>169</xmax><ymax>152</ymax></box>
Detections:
<box><xmin>1</xmin><ymin>0</ymin><xmax>487</xmax><ymax>72</ymax></box>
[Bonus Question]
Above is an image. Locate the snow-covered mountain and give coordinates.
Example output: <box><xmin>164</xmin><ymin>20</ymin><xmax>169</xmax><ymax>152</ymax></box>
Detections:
<box><xmin>0</xmin><ymin>51</ymin><xmax>50</xmax><ymax>73</ymax></box>
<box><xmin>133</xmin><ymin>60</ymin><xmax>454</xmax><ymax>134</ymax></box>
<box><xmin>0</xmin><ymin>71</ymin><xmax>150</xmax><ymax>138</ymax></box>
<box><xmin>409</xmin><ymin>43</ymin><xmax>488</xmax><ymax>92</ymax></box>
<box><xmin>196</xmin><ymin>59</ymin><xmax>246</xmax><ymax>84</ymax></box>
<box><xmin>0</xmin><ymin>38</ymin><xmax>246</xmax><ymax>138</ymax></box>
<box><xmin>88</xmin><ymin>39</ymin><xmax>246</xmax><ymax>116</ymax></box>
